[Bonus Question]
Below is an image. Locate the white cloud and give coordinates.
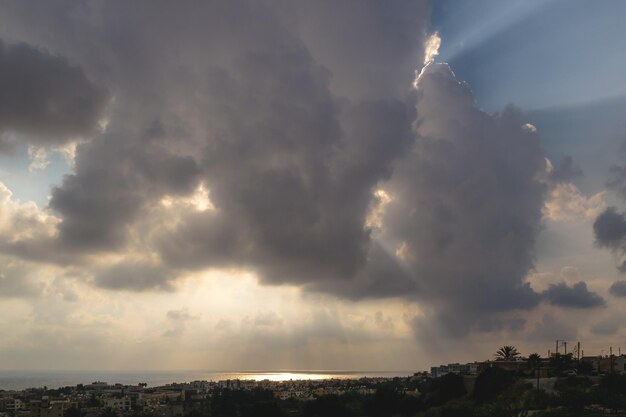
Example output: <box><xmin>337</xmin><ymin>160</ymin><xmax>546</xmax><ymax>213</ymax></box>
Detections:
<box><xmin>27</xmin><ymin>145</ymin><xmax>49</xmax><ymax>172</ymax></box>
<box><xmin>160</xmin><ymin>183</ymin><xmax>214</xmax><ymax>212</ymax></box>
<box><xmin>365</xmin><ymin>189</ymin><xmax>392</xmax><ymax>230</ymax></box>
<box><xmin>543</xmin><ymin>182</ymin><xmax>606</xmax><ymax>221</ymax></box>
<box><xmin>52</xmin><ymin>141</ymin><xmax>79</xmax><ymax>167</ymax></box>
<box><xmin>423</xmin><ymin>32</ymin><xmax>441</xmax><ymax>64</ymax></box>
<box><xmin>0</xmin><ymin>181</ymin><xmax>58</xmax><ymax>241</ymax></box>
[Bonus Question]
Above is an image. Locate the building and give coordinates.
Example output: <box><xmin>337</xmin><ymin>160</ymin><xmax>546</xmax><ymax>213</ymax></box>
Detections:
<box><xmin>103</xmin><ymin>397</ymin><xmax>132</xmax><ymax>412</ymax></box>
<box><xmin>29</xmin><ymin>399</ymin><xmax>72</xmax><ymax>417</ymax></box>
<box><xmin>0</xmin><ymin>398</ymin><xmax>23</xmax><ymax>413</ymax></box>
<box><xmin>431</xmin><ymin>362</ymin><xmax>481</xmax><ymax>378</ymax></box>
<box><xmin>481</xmin><ymin>360</ymin><xmax>527</xmax><ymax>372</ymax></box>
<box><xmin>581</xmin><ymin>355</ymin><xmax>626</xmax><ymax>374</ymax></box>
<box><xmin>430</xmin><ymin>365</ymin><xmax>449</xmax><ymax>378</ymax></box>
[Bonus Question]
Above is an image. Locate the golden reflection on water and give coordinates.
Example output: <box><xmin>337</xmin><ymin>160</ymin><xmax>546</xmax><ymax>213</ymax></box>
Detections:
<box><xmin>229</xmin><ymin>372</ymin><xmax>353</xmax><ymax>381</ymax></box>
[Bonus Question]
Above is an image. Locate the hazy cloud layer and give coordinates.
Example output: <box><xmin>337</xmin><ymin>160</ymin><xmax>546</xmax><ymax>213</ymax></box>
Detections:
<box><xmin>94</xmin><ymin>261</ymin><xmax>177</xmax><ymax>292</ymax></box>
<box><xmin>590</xmin><ymin>319</ymin><xmax>620</xmax><ymax>337</ymax></box>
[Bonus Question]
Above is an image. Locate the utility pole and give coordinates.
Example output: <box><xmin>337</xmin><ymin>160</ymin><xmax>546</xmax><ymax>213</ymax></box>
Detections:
<box><xmin>564</xmin><ymin>341</ymin><xmax>567</xmax><ymax>355</ymax></box>
<box><xmin>611</xmin><ymin>346</ymin><xmax>614</xmax><ymax>373</ymax></box>
<box><xmin>536</xmin><ymin>364</ymin><xmax>540</xmax><ymax>391</ymax></box>
<box><xmin>577</xmin><ymin>341</ymin><xmax>581</xmax><ymax>362</ymax></box>
<box><xmin>556</xmin><ymin>340</ymin><xmax>559</xmax><ymax>355</ymax></box>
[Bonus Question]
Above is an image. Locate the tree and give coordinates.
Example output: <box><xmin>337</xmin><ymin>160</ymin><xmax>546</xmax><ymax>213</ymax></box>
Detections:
<box><xmin>495</xmin><ymin>346</ymin><xmax>521</xmax><ymax>361</ymax></box>
<box><xmin>577</xmin><ymin>360</ymin><xmax>594</xmax><ymax>375</ymax></box>
<box><xmin>473</xmin><ymin>367</ymin><xmax>515</xmax><ymax>404</ymax></box>
<box><xmin>527</xmin><ymin>353</ymin><xmax>541</xmax><ymax>369</ymax></box>
<box><xmin>64</xmin><ymin>407</ymin><xmax>81</xmax><ymax>417</ymax></box>
<box><xmin>427</xmin><ymin>373</ymin><xmax>467</xmax><ymax>407</ymax></box>
<box><xmin>241</xmin><ymin>401</ymin><xmax>284</xmax><ymax>417</ymax></box>
<box><xmin>99</xmin><ymin>408</ymin><xmax>117</xmax><ymax>417</ymax></box>
<box><xmin>304</xmin><ymin>395</ymin><xmax>350</xmax><ymax>417</ymax></box>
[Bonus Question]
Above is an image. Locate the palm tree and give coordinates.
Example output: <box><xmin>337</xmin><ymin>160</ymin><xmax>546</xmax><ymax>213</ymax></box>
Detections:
<box><xmin>527</xmin><ymin>352</ymin><xmax>542</xmax><ymax>390</ymax></box>
<box><xmin>495</xmin><ymin>345</ymin><xmax>521</xmax><ymax>361</ymax></box>
<box><xmin>527</xmin><ymin>353</ymin><xmax>541</xmax><ymax>369</ymax></box>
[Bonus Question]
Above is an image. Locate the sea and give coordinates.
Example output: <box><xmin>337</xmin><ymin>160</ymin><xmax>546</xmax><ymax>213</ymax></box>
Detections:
<box><xmin>0</xmin><ymin>370</ymin><xmax>414</xmax><ymax>391</ymax></box>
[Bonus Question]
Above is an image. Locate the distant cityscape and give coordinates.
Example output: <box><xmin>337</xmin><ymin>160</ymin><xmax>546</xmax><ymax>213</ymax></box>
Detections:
<box><xmin>3</xmin><ymin>344</ymin><xmax>626</xmax><ymax>417</ymax></box>
<box><xmin>0</xmin><ymin>375</ymin><xmax>419</xmax><ymax>417</ymax></box>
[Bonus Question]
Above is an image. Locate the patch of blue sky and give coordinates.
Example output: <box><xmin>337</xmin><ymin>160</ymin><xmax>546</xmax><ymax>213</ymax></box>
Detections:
<box><xmin>430</xmin><ymin>0</ymin><xmax>626</xmax><ymax>195</ymax></box>
<box><xmin>431</xmin><ymin>0</ymin><xmax>626</xmax><ymax>111</ymax></box>
<box><xmin>528</xmin><ymin>95</ymin><xmax>626</xmax><ymax>193</ymax></box>
<box><xmin>0</xmin><ymin>144</ymin><xmax>72</xmax><ymax>207</ymax></box>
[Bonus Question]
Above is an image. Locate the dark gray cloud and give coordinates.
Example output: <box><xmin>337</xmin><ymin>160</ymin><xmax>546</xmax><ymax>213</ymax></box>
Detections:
<box><xmin>50</xmin><ymin>127</ymin><xmax>200</xmax><ymax>251</ymax></box>
<box><xmin>377</xmin><ymin>63</ymin><xmax>547</xmax><ymax>331</ymax></box>
<box><xmin>0</xmin><ymin>1</ymin><xmax>425</xmax><ymax>282</ymax></box>
<box><xmin>24</xmin><ymin>0</ymin><xmax>425</xmax><ymax>286</ymax></box>
<box><xmin>0</xmin><ymin>38</ymin><xmax>106</xmax><ymax>147</ymax></box>
<box><xmin>295</xmin><ymin>1</ymin><xmax>430</xmax><ymax>100</ymax></box>
<box><xmin>592</xmin><ymin>128</ymin><xmax>626</xmax><ymax>271</ymax></box>
<box><xmin>0</xmin><ymin>1</ymin><xmax>575</xmax><ymax>335</ymax></box>
<box><xmin>609</xmin><ymin>280</ymin><xmax>626</xmax><ymax>297</ymax></box>
<box><xmin>593</xmin><ymin>207</ymin><xmax>626</xmax><ymax>271</ymax></box>
<box><xmin>543</xmin><ymin>281</ymin><xmax>605</xmax><ymax>309</ymax></box>
<box><xmin>594</xmin><ymin>208</ymin><xmax>626</xmax><ymax>248</ymax></box>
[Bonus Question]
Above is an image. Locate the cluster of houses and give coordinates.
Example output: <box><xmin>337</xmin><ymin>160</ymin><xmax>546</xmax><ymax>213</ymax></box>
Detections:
<box><xmin>581</xmin><ymin>355</ymin><xmax>626</xmax><ymax>374</ymax></box>
<box><xmin>211</xmin><ymin>377</ymin><xmax>389</xmax><ymax>401</ymax></box>
<box><xmin>430</xmin><ymin>354</ymin><xmax>626</xmax><ymax>378</ymax></box>
<box><xmin>0</xmin><ymin>376</ymin><xmax>418</xmax><ymax>417</ymax></box>
<box><xmin>3</xmin><ymin>353</ymin><xmax>625</xmax><ymax>417</ymax></box>
<box><xmin>0</xmin><ymin>381</ymin><xmax>194</xmax><ymax>417</ymax></box>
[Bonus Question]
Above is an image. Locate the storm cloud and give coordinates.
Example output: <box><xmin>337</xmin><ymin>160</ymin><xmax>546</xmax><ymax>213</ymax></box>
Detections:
<box><xmin>0</xmin><ymin>39</ymin><xmax>107</xmax><ymax>147</ymax></box>
<box><xmin>593</xmin><ymin>207</ymin><xmax>626</xmax><ymax>271</ymax></box>
<box><xmin>377</xmin><ymin>63</ymin><xmax>548</xmax><ymax>331</ymax></box>
<box><xmin>0</xmin><ymin>1</ymin><xmax>574</xmax><ymax>335</ymax></box>
<box><xmin>29</xmin><ymin>0</ymin><xmax>429</xmax><ymax>290</ymax></box>
<box><xmin>592</xmin><ymin>135</ymin><xmax>626</xmax><ymax>272</ymax></box>
<box><xmin>543</xmin><ymin>281</ymin><xmax>605</xmax><ymax>309</ymax></box>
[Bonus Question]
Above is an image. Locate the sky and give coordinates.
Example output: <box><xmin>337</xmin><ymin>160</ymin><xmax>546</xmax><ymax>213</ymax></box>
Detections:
<box><xmin>0</xmin><ymin>0</ymin><xmax>625</xmax><ymax>372</ymax></box>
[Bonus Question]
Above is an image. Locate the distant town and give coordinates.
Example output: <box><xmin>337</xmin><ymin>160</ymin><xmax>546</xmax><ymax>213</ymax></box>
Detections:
<box><xmin>0</xmin><ymin>376</ymin><xmax>414</xmax><ymax>417</ymax></box>
<box><xmin>3</xmin><ymin>344</ymin><xmax>626</xmax><ymax>416</ymax></box>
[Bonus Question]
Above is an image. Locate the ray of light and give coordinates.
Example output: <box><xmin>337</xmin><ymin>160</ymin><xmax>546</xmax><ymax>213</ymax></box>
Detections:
<box><xmin>438</xmin><ymin>0</ymin><xmax>562</xmax><ymax>63</ymax></box>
